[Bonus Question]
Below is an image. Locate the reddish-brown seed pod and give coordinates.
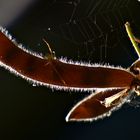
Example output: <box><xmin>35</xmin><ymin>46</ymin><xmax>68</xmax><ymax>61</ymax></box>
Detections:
<box><xmin>0</xmin><ymin>29</ymin><xmax>135</xmax><ymax>91</ymax></box>
<box><xmin>66</xmin><ymin>88</ymin><xmax>129</xmax><ymax>122</ymax></box>
<box><xmin>0</xmin><ymin>24</ymin><xmax>139</xmax><ymax>123</ymax></box>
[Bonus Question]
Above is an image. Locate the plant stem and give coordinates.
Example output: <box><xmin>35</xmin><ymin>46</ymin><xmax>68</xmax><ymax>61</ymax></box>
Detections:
<box><xmin>125</xmin><ymin>22</ymin><xmax>140</xmax><ymax>57</ymax></box>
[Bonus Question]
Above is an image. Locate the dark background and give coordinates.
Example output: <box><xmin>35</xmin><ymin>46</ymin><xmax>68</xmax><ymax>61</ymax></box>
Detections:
<box><xmin>0</xmin><ymin>0</ymin><xmax>140</xmax><ymax>139</ymax></box>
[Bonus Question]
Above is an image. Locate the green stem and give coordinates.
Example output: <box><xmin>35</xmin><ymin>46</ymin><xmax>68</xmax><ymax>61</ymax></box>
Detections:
<box><xmin>125</xmin><ymin>22</ymin><xmax>140</xmax><ymax>57</ymax></box>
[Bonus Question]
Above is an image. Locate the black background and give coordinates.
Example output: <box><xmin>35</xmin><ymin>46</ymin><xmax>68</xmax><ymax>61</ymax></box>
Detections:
<box><xmin>0</xmin><ymin>0</ymin><xmax>140</xmax><ymax>140</ymax></box>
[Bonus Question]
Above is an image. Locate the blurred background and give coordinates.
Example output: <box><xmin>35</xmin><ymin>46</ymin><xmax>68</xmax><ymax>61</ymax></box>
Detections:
<box><xmin>0</xmin><ymin>0</ymin><xmax>140</xmax><ymax>139</ymax></box>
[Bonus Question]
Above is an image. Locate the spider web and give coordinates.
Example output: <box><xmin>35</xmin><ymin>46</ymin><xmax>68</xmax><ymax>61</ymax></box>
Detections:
<box><xmin>43</xmin><ymin>0</ymin><xmax>140</xmax><ymax>65</ymax></box>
